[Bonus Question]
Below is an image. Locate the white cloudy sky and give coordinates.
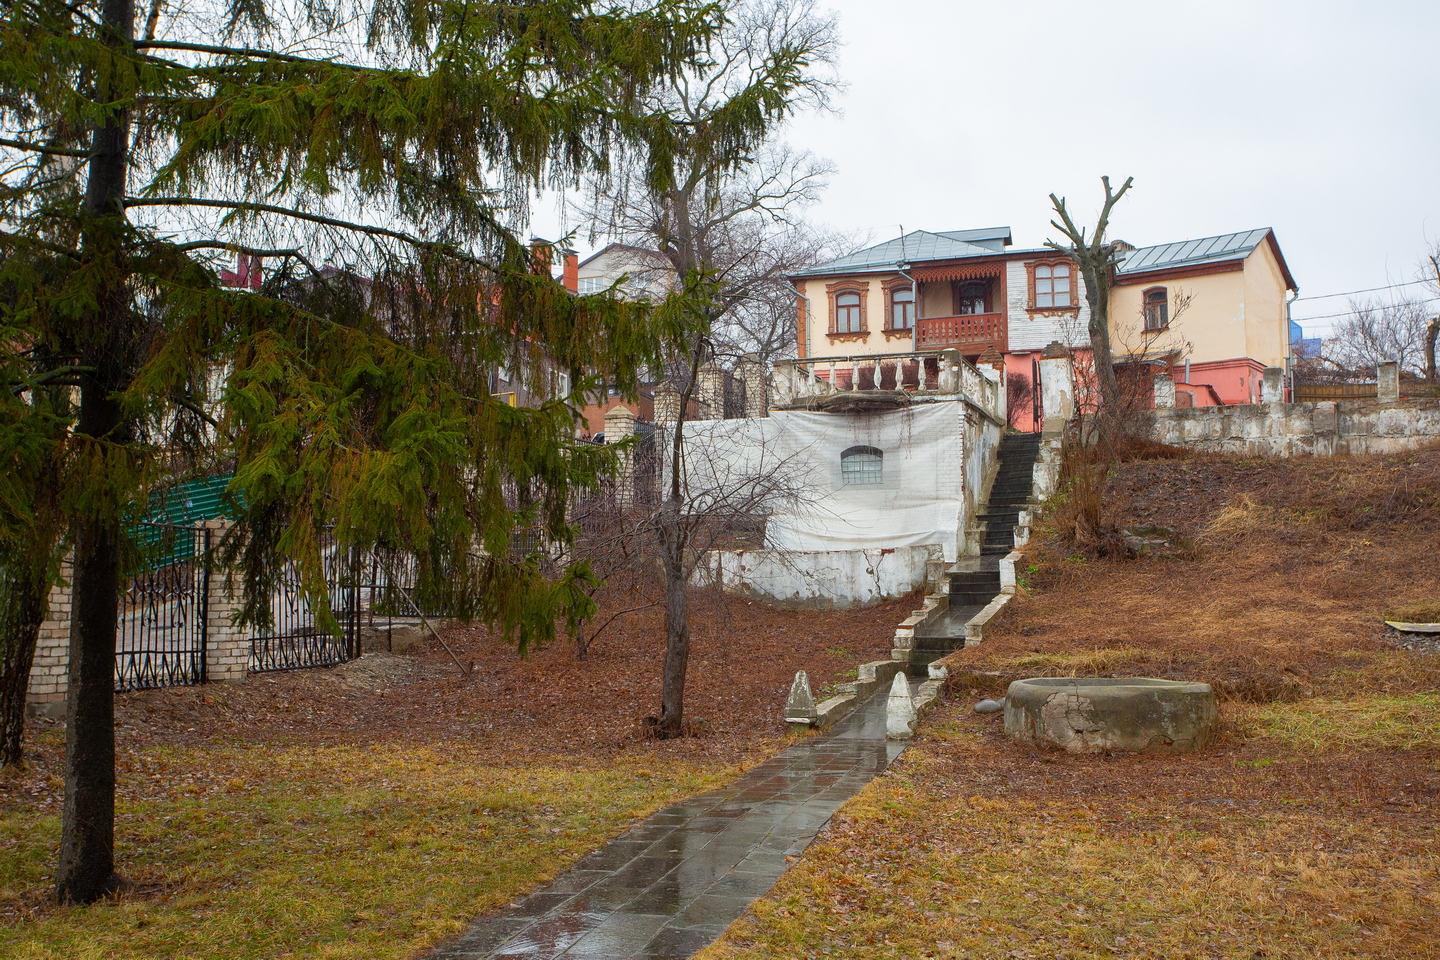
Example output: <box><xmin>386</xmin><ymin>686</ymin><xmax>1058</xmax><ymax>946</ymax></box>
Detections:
<box><xmin>540</xmin><ymin>0</ymin><xmax>1440</xmax><ymax>335</ymax></box>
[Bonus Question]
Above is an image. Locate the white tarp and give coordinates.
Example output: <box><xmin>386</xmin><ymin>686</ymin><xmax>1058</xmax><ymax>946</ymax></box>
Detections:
<box><xmin>680</xmin><ymin>401</ymin><xmax>965</xmax><ymax>561</ymax></box>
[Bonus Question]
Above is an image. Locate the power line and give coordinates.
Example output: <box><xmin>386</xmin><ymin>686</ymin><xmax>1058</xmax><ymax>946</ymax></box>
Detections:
<box><xmin>1294</xmin><ymin>278</ymin><xmax>1432</xmax><ymax>302</ymax></box>
<box><xmin>1292</xmin><ymin>297</ymin><xmax>1439</xmax><ymax>325</ymax></box>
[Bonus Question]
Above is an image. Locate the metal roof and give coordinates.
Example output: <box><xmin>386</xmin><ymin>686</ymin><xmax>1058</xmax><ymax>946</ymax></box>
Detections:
<box><xmin>1115</xmin><ymin>228</ymin><xmax>1273</xmax><ymax>276</ymax></box>
<box><xmin>796</xmin><ymin>228</ymin><xmax>1013</xmax><ymax>277</ymax></box>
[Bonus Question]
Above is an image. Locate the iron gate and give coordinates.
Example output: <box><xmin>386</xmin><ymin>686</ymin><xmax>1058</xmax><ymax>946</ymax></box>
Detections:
<box><xmin>116</xmin><ymin>524</ymin><xmax>211</xmax><ymax>692</ymax></box>
<box><xmin>248</xmin><ymin>537</ymin><xmax>360</xmax><ymax>673</ymax></box>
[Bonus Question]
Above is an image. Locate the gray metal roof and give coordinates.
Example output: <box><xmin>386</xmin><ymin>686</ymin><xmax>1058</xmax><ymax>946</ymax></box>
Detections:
<box><xmin>1115</xmin><ymin>228</ymin><xmax>1273</xmax><ymax>276</ymax></box>
<box><xmin>797</xmin><ymin>228</ymin><xmax>1013</xmax><ymax>277</ymax></box>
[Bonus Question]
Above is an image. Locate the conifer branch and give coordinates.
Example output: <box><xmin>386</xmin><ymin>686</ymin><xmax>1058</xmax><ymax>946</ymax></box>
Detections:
<box><xmin>0</xmin><ymin>137</ymin><xmax>90</xmax><ymax>158</ymax></box>
<box><xmin>135</xmin><ymin>40</ymin><xmax>385</xmax><ymax>74</ymax></box>
<box><xmin>172</xmin><ymin>393</ymin><xmax>219</xmax><ymax>428</ymax></box>
<box><xmin>126</xmin><ymin>197</ymin><xmax>475</xmax><ymax>259</ymax></box>
<box><xmin>0</xmin><ymin>229</ymin><xmax>82</xmax><ymax>260</ymax></box>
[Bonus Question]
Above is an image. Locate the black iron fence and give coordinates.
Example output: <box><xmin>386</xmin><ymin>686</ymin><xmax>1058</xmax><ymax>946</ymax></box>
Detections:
<box><xmin>116</xmin><ymin>524</ymin><xmax>211</xmax><ymax>692</ymax></box>
<box><xmin>248</xmin><ymin>537</ymin><xmax>361</xmax><ymax>673</ymax></box>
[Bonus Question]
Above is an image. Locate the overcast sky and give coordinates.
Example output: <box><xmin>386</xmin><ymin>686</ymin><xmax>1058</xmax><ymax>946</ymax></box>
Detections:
<box><xmin>540</xmin><ymin>0</ymin><xmax>1440</xmax><ymax>335</ymax></box>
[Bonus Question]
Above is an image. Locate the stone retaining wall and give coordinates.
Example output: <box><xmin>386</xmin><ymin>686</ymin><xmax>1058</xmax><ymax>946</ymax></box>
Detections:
<box><xmin>1147</xmin><ymin>398</ymin><xmax>1440</xmax><ymax>457</ymax></box>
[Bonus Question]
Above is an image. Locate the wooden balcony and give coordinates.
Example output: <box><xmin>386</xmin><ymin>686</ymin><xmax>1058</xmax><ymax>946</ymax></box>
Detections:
<box><xmin>914</xmin><ymin>312</ymin><xmax>1006</xmax><ymax>354</ymax></box>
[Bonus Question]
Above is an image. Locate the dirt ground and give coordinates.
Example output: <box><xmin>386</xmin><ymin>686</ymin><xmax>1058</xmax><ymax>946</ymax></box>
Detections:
<box><xmin>2</xmin><ymin>587</ymin><xmax>916</xmax><ymax>817</ymax></box>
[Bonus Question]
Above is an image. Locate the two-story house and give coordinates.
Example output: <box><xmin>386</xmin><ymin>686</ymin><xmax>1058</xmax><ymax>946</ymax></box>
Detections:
<box><xmin>790</xmin><ymin>224</ymin><xmax>1297</xmax><ymax>427</ymax></box>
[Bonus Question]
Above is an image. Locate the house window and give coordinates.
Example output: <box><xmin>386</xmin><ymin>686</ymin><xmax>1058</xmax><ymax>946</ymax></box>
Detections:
<box><xmin>1034</xmin><ymin>263</ymin><xmax>1072</xmax><ymax>308</ymax></box>
<box><xmin>882</xmin><ymin>279</ymin><xmax>916</xmax><ymax>331</ymax></box>
<box><xmin>826</xmin><ymin>280</ymin><xmax>868</xmax><ymax>335</ymax></box>
<box><xmin>1144</xmin><ymin>287</ymin><xmax>1169</xmax><ymax>331</ymax></box>
<box><xmin>576</xmin><ymin>276</ymin><xmax>607</xmax><ymax>294</ymax></box>
<box><xmin>841</xmin><ymin>445</ymin><xmax>883</xmax><ymax>485</ymax></box>
<box><xmin>956</xmin><ymin>281</ymin><xmax>988</xmax><ymax>315</ymax></box>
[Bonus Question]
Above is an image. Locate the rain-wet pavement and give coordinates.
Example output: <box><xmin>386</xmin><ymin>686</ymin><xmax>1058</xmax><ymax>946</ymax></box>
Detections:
<box><xmin>428</xmin><ymin>685</ymin><xmax>907</xmax><ymax>959</ymax></box>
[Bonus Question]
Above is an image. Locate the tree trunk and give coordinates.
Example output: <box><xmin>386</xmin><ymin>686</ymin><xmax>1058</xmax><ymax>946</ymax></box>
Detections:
<box><xmin>56</xmin><ymin>0</ymin><xmax>133</xmax><ymax>904</ymax></box>
<box><xmin>55</xmin><ymin>456</ymin><xmax>124</xmax><ymax>902</ymax></box>
<box><xmin>656</xmin><ymin>497</ymin><xmax>688</xmax><ymax>734</ymax></box>
<box><xmin>0</xmin><ymin>569</ymin><xmax>46</xmax><ymax>767</ymax></box>
<box><xmin>1426</xmin><ymin>317</ymin><xmax>1439</xmax><ymax>384</ymax></box>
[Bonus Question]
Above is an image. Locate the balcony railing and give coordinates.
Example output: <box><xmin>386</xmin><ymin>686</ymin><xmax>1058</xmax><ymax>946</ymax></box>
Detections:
<box><xmin>914</xmin><ymin>312</ymin><xmax>1006</xmax><ymax>353</ymax></box>
<box><xmin>770</xmin><ymin>350</ymin><xmax>1001</xmax><ymax>422</ymax></box>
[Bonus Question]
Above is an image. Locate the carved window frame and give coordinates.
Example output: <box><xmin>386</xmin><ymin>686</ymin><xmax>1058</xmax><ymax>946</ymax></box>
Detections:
<box><xmin>826</xmin><ymin>279</ymin><xmax>869</xmax><ymax>339</ymax></box>
<box><xmin>1026</xmin><ymin>258</ymin><xmax>1080</xmax><ymax>315</ymax></box>
<box><xmin>881</xmin><ymin>276</ymin><xmax>916</xmax><ymax>338</ymax></box>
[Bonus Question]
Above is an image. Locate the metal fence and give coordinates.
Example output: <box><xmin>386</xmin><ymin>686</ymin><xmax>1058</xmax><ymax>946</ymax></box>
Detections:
<box><xmin>116</xmin><ymin>524</ymin><xmax>211</xmax><ymax>692</ymax></box>
<box><xmin>248</xmin><ymin>537</ymin><xmax>361</xmax><ymax>673</ymax></box>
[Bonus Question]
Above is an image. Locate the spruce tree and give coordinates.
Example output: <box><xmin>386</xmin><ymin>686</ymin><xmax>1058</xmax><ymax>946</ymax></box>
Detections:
<box><xmin>0</xmin><ymin>0</ymin><xmax>798</xmax><ymax>903</ymax></box>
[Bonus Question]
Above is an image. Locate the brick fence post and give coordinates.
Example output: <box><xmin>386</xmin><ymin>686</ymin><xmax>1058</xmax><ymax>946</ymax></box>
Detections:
<box><xmin>26</xmin><ymin>553</ymin><xmax>73</xmax><ymax>718</ymax></box>
<box><xmin>202</xmin><ymin>519</ymin><xmax>250</xmax><ymax>683</ymax></box>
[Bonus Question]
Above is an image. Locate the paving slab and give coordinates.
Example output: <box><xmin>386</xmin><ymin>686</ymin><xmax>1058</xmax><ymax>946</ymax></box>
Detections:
<box><xmin>426</xmin><ymin>687</ymin><xmax>904</xmax><ymax>960</ymax></box>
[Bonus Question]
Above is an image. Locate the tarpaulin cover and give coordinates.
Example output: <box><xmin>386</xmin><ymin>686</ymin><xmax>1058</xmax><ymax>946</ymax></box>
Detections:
<box><xmin>680</xmin><ymin>401</ymin><xmax>964</xmax><ymax>561</ymax></box>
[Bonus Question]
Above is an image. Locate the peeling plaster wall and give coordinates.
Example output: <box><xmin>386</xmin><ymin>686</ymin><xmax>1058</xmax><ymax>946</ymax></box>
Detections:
<box><xmin>694</xmin><ymin>544</ymin><xmax>941</xmax><ymax>610</ymax></box>
<box><xmin>1147</xmin><ymin>399</ymin><xmax>1440</xmax><ymax>456</ymax></box>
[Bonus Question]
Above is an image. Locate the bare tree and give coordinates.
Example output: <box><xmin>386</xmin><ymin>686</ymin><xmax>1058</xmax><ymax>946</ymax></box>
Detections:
<box><xmin>1046</xmin><ymin>175</ymin><xmax>1134</xmax><ymax>417</ymax></box>
<box><xmin>1330</xmin><ymin>298</ymin><xmax>1433</xmax><ymax>376</ymax></box>
<box><xmin>575</xmin><ymin>0</ymin><xmax>839</xmax><ymax>736</ymax></box>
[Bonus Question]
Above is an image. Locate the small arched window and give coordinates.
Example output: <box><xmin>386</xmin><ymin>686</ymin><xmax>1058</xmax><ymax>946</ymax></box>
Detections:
<box><xmin>1034</xmin><ymin>262</ymin><xmax>1072</xmax><ymax>308</ymax></box>
<box><xmin>1143</xmin><ymin>287</ymin><xmax>1169</xmax><ymax>331</ymax></box>
<box><xmin>841</xmin><ymin>445</ymin><xmax>883</xmax><ymax>485</ymax></box>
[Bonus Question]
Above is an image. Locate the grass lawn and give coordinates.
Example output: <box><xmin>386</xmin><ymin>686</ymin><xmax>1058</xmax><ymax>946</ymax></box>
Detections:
<box><xmin>0</xmin><ymin>590</ymin><xmax>907</xmax><ymax>957</ymax></box>
<box><xmin>1</xmin><ymin>731</ymin><xmax>732</xmax><ymax>959</ymax></box>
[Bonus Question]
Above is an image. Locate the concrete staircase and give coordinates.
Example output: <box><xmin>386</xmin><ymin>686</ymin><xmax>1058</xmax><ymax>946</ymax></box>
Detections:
<box><xmin>908</xmin><ymin>432</ymin><xmax>1044</xmax><ymax>672</ymax></box>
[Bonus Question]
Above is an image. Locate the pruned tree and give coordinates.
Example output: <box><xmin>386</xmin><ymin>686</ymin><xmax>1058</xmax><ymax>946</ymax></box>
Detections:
<box><xmin>1046</xmin><ymin>175</ymin><xmax>1134</xmax><ymax>418</ymax></box>
<box><xmin>1423</xmin><ymin>251</ymin><xmax>1440</xmax><ymax>384</ymax></box>
<box><xmin>0</xmin><ymin>0</ymin><xmax>736</xmax><ymax>903</ymax></box>
<box><xmin>576</xmin><ymin>0</ymin><xmax>839</xmax><ymax>736</ymax></box>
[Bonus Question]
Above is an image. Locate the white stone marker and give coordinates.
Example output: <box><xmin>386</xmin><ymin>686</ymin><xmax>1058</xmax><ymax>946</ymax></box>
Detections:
<box><xmin>784</xmin><ymin>670</ymin><xmax>817</xmax><ymax>725</ymax></box>
<box><xmin>886</xmin><ymin>671</ymin><xmax>918</xmax><ymax>740</ymax></box>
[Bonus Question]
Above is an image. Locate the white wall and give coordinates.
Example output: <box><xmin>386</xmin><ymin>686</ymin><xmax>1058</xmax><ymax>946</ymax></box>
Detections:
<box><xmin>695</xmin><ymin>544</ymin><xmax>941</xmax><ymax>609</ymax></box>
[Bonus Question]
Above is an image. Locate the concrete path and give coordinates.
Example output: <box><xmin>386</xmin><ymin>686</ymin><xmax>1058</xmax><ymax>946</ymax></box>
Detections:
<box><xmin>428</xmin><ymin>688</ymin><xmax>906</xmax><ymax>960</ymax></box>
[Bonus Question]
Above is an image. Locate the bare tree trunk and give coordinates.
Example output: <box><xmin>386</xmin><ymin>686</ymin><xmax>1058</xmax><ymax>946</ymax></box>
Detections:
<box><xmin>653</xmin><ymin>330</ymin><xmax>706</xmax><ymax>737</ymax></box>
<box><xmin>56</xmin><ymin>0</ymin><xmax>132</xmax><ymax>903</ymax></box>
<box><xmin>1048</xmin><ymin>176</ymin><xmax>1133</xmax><ymax>418</ymax></box>
<box><xmin>1426</xmin><ymin>318</ymin><xmax>1439</xmax><ymax>384</ymax></box>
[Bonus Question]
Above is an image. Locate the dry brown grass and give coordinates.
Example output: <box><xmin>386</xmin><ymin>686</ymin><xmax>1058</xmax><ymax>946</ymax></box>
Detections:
<box><xmin>704</xmin><ymin>448</ymin><xmax>1440</xmax><ymax>960</ymax></box>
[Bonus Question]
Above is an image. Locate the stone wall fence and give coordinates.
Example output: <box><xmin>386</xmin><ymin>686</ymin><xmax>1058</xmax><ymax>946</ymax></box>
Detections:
<box><xmin>1150</xmin><ymin>362</ymin><xmax>1440</xmax><ymax>457</ymax></box>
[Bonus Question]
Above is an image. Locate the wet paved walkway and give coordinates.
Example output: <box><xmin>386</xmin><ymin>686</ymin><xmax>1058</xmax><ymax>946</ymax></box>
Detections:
<box><xmin>429</xmin><ymin>688</ymin><xmax>906</xmax><ymax>960</ymax></box>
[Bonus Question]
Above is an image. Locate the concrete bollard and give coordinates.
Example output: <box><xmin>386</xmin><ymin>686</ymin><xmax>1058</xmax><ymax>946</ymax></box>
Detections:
<box><xmin>1262</xmin><ymin>367</ymin><xmax>1284</xmax><ymax>404</ymax></box>
<box><xmin>1377</xmin><ymin>361</ymin><xmax>1400</xmax><ymax>402</ymax></box>
<box><xmin>784</xmin><ymin>670</ymin><xmax>817</xmax><ymax>725</ymax></box>
<box><xmin>886</xmin><ymin>671</ymin><xmax>917</xmax><ymax>740</ymax></box>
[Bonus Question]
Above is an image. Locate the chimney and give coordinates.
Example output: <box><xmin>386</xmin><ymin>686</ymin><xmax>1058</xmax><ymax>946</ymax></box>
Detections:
<box><xmin>561</xmin><ymin>248</ymin><xmax>579</xmax><ymax>293</ymax></box>
<box><xmin>528</xmin><ymin>236</ymin><xmax>551</xmax><ymax>276</ymax></box>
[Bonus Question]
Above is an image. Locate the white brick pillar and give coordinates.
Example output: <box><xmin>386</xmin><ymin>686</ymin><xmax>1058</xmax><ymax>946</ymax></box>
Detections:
<box><xmin>736</xmin><ymin>353</ymin><xmax>768</xmax><ymax>418</ymax></box>
<box><xmin>1262</xmin><ymin>366</ymin><xmax>1285</xmax><ymax>404</ymax></box>
<box><xmin>653</xmin><ymin>381</ymin><xmax>680</xmax><ymax>502</ymax></box>
<box><xmin>202</xmin><ymin>519</ymin><xmax>250</xmax><ymax>683</ymax></box>
<box><xmin>1038</xmin><ymin>341</ymin><xmax>1075</xmax><ymax>423</ymax></box>
<box><xmin>696</xmin><ymin>360</ymin><xmax>724</xmax><ymax>420</ymax></box>
<box><xmin>1377</xmin><ymin>361</ymin><xmax>1400</xmax><ymax>402</ymax></box>
<box><xmin>603</xmin><ymin>405</ymin><xmax>637</xmax><ymax>507</ymax></box>
<box><xmin>1154</xmin><ymin>370</ymin><xmax>1175</xmax><ymax>408</ymax></box>
<box><xmin>26</xmin><ymin>552</ymin><xmax>73</xmax><ymax>717</ymax></box>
